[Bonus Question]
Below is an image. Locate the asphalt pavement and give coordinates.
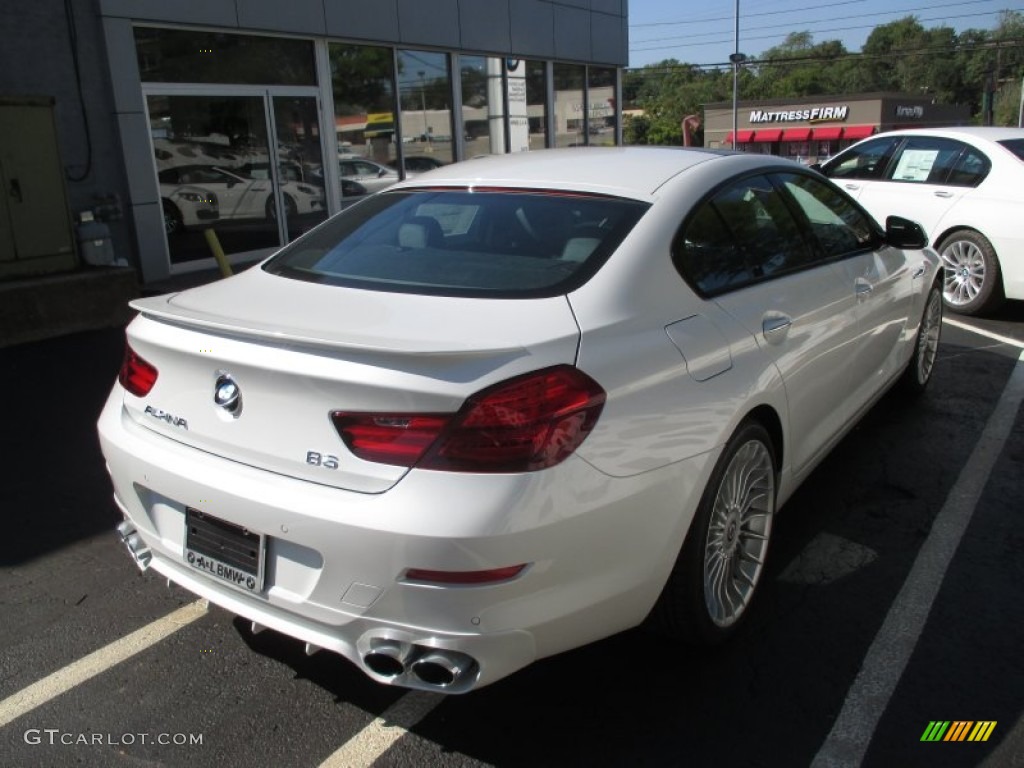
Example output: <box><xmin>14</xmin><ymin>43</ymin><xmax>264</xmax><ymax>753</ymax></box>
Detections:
<box><xmin>1</xmin><ymin>308</ymin><xmax>1022</xmax><ymax>767</ymax></box>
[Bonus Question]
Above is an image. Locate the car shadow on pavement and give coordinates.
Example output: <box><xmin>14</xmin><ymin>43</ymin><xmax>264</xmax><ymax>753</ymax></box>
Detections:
<box><xmin>0</xmin><ymin>327</ymin><xmax>126</xmax><ymax>566</ymax></box>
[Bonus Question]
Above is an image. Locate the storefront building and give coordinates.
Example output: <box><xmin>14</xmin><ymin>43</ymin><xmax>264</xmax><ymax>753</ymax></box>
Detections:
<box><xmin>1</xmin><ymin>1</ymin><xmax>627</xmax><ymax>284</ymax></box>
<box><xmin>704</xmin><ymin>94</ymin><xmax>970</xmax><ymax>165</ymax></box>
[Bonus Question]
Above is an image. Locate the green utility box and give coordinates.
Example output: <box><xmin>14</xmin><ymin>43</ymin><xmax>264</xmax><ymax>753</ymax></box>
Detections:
<box><xmin>0</xmin><ymin>96</ymin><xmax>78</xmax><ymax>278</ymax></box>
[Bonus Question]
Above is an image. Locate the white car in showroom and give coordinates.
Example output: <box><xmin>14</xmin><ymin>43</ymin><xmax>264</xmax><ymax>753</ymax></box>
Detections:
<box><xmin>159</xmin><ymin>165</ymin><xmax>324</xmax><ymax>234</ymax></box>
<box><xmin>99</xmin><ymin>148</ymin><xmax>941</xmax><ymax>693</ymax></box>
<box><xmin>817</xmin><ymin>126</ymin><xmax>1024</xmax><ymax>316</ymax></box>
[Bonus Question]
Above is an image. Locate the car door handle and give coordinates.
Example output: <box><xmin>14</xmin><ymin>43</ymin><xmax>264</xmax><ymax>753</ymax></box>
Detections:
<box><xmin>762</xmin><ymin>315</ymin><xmax>792</xmax><ymax>340</ymax></box>
<box><xmin>843</xmin><ymin>183</ymin><xmax>860</xmax><ymax>191</ymax></box>
<box><xmin>855</xmin><ymin>279</ymin><xmax>873</xmax><ymax>298</ymax></box>
<box><xmin>934</xmin><ymin>190</ymin><xmax>954</xmax><ymax>198</ymax></box>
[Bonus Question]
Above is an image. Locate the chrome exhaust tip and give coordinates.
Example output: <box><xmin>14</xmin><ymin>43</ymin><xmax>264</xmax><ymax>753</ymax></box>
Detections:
<box><xmin>410</xmin><ymin>651</ymin><xmax>474</xmax><ymax>688</ymax></box>
<box><xmin>363</xmin><ymin>639</ymin><xmax>414</xmax><ymax>678</ymax></box>
<box><xmin>115</xmin><ymin>520</ymin><xmax>152</xmax><ymax>571</ymax></box>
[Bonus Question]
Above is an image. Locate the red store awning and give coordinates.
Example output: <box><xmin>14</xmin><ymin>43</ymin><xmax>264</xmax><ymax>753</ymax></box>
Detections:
<box><xmin>811</xmin><ymin>126</ymin><xmax>842</xmax><ymax>141</ymax></box>
<box><xmin>781</xmin><ymin>127</ymin><xmax>812</xmax><ymax>141</ymax></box>
<box><xmin>843</xmin><ymin>124</ymin><xmax>877</xmax><ymax>140</ymax></box>
<box><xmin>753</xmin><ymin>129</ymin><xmax>783</xmax><ymax>142</ymax></box>
<box><xmin>724</xmin><ymin>129</ymin><xmax>754</xmax><ymax>144</ymax></box>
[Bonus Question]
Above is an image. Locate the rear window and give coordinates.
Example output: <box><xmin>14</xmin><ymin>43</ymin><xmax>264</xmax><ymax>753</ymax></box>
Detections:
<box><xmin>998</xmin><ymin>139</ymin><xmax>1024</xmax><ymax>161</ymax></box>
<box><xmin>264</xmin><ymin>189</ymin><xmax>649</xmax><ymax>298</ymax></box>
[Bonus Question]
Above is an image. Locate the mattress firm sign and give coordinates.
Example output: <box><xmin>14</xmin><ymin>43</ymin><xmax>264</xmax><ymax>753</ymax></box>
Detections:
<box><xmin>750</xmin><ymin>105</ymin><xmax>849</xmax><ymax>123</ymax></box>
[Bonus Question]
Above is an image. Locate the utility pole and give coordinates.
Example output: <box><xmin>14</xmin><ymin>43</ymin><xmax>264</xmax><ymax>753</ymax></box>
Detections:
<box><xmin>729</xmin><ymin>0</ymin><xmax>746</xmax><ymax>150</ymax></box>
<box><xmin>1018</xmin><ymin>73</ymin><xmax>1023</xmax><ymax>128</ymax></box>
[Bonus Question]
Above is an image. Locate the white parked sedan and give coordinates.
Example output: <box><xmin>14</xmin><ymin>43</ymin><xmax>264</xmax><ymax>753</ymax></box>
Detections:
<box><xmin>158</xmin><ymin>165</ymin><xmax>324</xmax><ymax>234</ymax></box>
<box><xmin>339</xmin><ymin>157</ymin><xmax>400</xmax><ymax>195</ymax></box>
<box><xmin>99</xmin><ymin>148</ymin><xmax>942</xmax><ymax>693</ymax></box>
<box><xmin>817</xmin><ymin>126</ymin><xmax>1024</xmax><ymax>316</ymax></box>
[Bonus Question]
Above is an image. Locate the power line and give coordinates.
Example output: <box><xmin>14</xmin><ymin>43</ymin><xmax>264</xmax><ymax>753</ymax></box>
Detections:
<box><xmin>632</xmin><ymin>0</ymin><xmax>1007</xmax><ymax>46</ymax></box>
<box><xmin>631</xmin><ymin>9</ymin><xmax>1014</xmax><ymax>54</ymax></box>
<box><xmin>625</xmin><ymin>35</ymin><xmax>1024</xmax><ymax>73</ymax></box>
<box><xmin>629</xmin><ymin>0</ymin><xmax>1001</xmax><ymax>28</ymax></box>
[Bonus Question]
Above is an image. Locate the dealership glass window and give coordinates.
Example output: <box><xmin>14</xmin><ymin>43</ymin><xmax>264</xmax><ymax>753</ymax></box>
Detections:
<box><xmin>460</xmin><ymin>56</ymin><xmax>505</xmax><ymax>156</ymax></box>
<box><xmin>148</xmin><ymin>95</ymin><xmax>280</xmax><ymax>265</ymax></box>
<box><xmin>134</xmin><ymin>28</ymin><xmax>315</xmax><ymax>85</ymax></box>
<box><xmin>587</xmin><ymin>67</ymin><xmax>616</xmax><ymax>146</ymax></box>
<box><xmin>397</xmin><ymin>50</ymin><xmax>454</xmax><ymax>167</ymax></box>
<box><xmin>525</xmin><ymin>60</ymin><xmax>548</xmax><ymax>149</ymax></box>
<box><xmin>785</xmin><ymin>142</ymin><xmax>811</xmax><ymax>163</ymax></box>
<box><xmin>553</xmin><ymin>63</ymin><xmax>585</xmax><ymax>148</ymax></box>
<box><xmin>329</xmin><ymin>44</ymin><xmax>399</xmax><ymax>198</ymax></box>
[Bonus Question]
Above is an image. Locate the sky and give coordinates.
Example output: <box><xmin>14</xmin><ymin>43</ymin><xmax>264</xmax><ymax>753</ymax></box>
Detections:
<box><xmin>626</xmin><ymin>0</ymin><xmax>1019</xmax><ymax>68</ymax></box>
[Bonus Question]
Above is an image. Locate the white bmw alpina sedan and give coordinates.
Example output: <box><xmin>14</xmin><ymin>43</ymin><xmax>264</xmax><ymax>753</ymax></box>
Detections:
<box><xmin>99</xmin><ymin>147</ymin><xmax>942</xmax><ymax>693</ymax></box>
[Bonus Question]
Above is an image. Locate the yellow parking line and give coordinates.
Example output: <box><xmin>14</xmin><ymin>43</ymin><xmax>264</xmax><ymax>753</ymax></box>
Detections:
<box><xmin>0</xmin><ymin>600</ymin><xmax>208</xmax><ymax>729</ymax></box>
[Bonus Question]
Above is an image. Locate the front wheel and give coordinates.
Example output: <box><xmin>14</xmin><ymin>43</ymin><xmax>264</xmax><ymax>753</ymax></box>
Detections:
<box><xmin>162</xmin><ymin>200</ymin><xmax>184</xmax><ymax>237</ymax></box>
<box><xmin>651</xmin><ymin>421</ymin><xmax>776</xmax><ymax>645</ymax></box>
<box><xmin>939</xmin><ymin>230</ymin><xmax>1003</xmax><ymax>316</ymax></box>
<box><xmin>265</xmin><ymin>194</ymin><xmax>297</xmax><ymax>221</ymax></box>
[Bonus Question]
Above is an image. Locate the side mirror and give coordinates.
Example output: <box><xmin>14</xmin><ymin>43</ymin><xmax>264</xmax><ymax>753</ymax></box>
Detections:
<box><xmin>885</xmin><ymin>215</ymin><xmax>928</xmax><ymax>250</ymax></box>
<box><xmin>378</xmin><ymin>169</ymin><xmax>387</xmax><ymax>177</ymax></box>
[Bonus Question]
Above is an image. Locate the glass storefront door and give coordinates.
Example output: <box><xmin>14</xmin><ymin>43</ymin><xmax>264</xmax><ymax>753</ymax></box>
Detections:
<box><xmin>147</xmin><ymin>90</ymin><xmax>326</xmax><ymax>268</ymax></box>
<box><xmin>269</xmin><ymin>94</ymin><xmax>328</xmax><ymax>239</ymax></box>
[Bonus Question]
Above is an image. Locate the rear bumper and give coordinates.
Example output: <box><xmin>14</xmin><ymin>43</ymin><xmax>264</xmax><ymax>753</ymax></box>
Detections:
<box><xmin>98</xmin><ymin>387</ymin><xmax>708</xmax><ymax>691</ymax></box>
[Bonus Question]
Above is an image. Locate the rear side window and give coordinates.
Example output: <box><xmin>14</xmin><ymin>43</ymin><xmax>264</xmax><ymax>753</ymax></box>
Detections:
<box><xmin>946</xmin><ymin>147</ymin><xmax>990</xmax><ymax>186</ymax></box>
<box><xmin>674</xmin><ymin>174</ymin><xmax>817</xmax><ymax>296</ymax></box>
<box><xmin>998</xmin><ymin>139</ymin><xmax>1024</xmax><ymax>161</ymax></box>
<box><xmin>264</xmin><ymin>189</ymin><xmax>649</xmax><ymax>298</ymax></box>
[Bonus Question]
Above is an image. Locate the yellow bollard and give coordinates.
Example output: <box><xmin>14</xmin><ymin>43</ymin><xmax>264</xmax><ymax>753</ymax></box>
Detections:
<box><xmin>203</xmin><ymin>228</ymin><xmax>233</xmax><ymax>277</ymax></box>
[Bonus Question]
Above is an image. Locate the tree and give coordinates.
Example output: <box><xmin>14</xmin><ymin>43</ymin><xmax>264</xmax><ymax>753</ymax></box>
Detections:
<box><xmin>623</xmin><ymin>12</ymin><xmax>1024</xmax><ymax>143</ymax></box>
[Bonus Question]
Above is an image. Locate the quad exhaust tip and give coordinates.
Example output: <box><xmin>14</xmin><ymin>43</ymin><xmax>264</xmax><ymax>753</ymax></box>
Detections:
<box><xmin>362</xmin><ymin>639</ymin><xmax>478</xmax><ymax>690</ymax></box>
<box><xmin>115</xmin><ymin>520</ymin><xmax>152</xmax><ymax>570</ymax></box>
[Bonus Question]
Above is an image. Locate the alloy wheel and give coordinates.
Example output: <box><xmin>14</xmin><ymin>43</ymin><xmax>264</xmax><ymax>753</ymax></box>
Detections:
<box><xmin>941</xmin><ymin>240</ymin><xmax>985</xmax><ymax>308</ymax></box>
<box><xmin>703</xmin><ymin>439</ymin><xmax>775</xmax><ymax>628</ymax></box>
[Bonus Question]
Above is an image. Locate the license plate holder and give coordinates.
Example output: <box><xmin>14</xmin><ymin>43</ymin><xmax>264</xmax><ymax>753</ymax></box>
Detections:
<box><xmin>185</xmin><ymin>508</ymin><xmax>265</xmax><ymax>593</ymax></box>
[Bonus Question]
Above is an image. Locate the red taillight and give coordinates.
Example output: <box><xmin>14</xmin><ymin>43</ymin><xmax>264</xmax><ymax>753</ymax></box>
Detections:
<box><xmin>404</xmin><ymin>565</ymin><xmax>528</xmax><ymax>585</ymax></box>
<box><xmin>331</xmin><ymin>365</ymin><xmax>606</xmax><ymax>472</ymax></box>
<box><xmin>118</xmin><ymin>344</ymin><xmax>158</xmax><ymax>397</ymax></box>
<box><xmin>330</xmin><ymin>414</ymin><xmax>450</xmax><ymax>466</ymax></box>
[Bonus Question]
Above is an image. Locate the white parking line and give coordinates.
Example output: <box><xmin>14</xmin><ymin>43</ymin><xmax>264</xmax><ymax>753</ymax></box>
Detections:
<box><xmin>0</xmin><ymin>600</ymin><xmax>208</xmax><ymax>730</ymax></box>
<box><xmin>318</xmin><ymin>690</ymin><xmax>446</xmax><ymax>768</ymax></box>
<box><xmin>943</xmin><ymin>316</ymin><xmax>1024</xmax><ymax>350</ymax></box>
<box><xmin>812</xmin><ymin>349</ymin><xmax>1024</xmax><ymax>767</ymax></box>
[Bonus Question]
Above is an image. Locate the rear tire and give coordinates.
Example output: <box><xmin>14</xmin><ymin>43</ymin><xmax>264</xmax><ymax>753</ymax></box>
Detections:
<box><xmin>939</xmin><ymin>230</ymin><xmax>1003</xmax><ymax>316</ymax></box>
<box><xmin>899</xmin><ymin>281</ymin><xmax>942</xmax><ymax>396</ymax></box>
<box><xmin>652</xmin><ymin>421</ymin><xmax>776</xmax><ymax>645</ymax></box>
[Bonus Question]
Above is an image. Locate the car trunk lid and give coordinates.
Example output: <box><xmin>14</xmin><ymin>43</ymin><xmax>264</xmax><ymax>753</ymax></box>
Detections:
<box><xmin>123</xmin><ymin>267</ymin><xmax>581</xmax><ymax>493</ymax></box>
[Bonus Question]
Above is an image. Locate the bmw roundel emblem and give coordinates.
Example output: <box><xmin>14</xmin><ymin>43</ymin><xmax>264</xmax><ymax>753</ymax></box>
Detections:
<box><xmin>214</xmin><ymin>373</ymin><xmax>242</xmax><ymax>414</ymax></box>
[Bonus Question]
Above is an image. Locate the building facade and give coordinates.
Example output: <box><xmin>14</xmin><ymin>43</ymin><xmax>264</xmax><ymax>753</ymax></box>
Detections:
<box><xmin>0</xmin><ymin>0</ymin><xmax>628</xmax><ymax>284</ymax></box>
<box><xmin>704</xmin><ymin>94</ymin><xmax>971</xmax><ymax>165</ymax></box>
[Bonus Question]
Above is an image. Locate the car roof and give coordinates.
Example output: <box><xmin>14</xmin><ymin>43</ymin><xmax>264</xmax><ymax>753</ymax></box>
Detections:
<box><xmin>396</xmin><ymin>146</ymin><xmax>735</xmax><ymax>200</ymax></box>
<box><xmin>866</xmin><ymin>126</ymin><xmax>1024</xmax><ymax>145</ymax></box>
